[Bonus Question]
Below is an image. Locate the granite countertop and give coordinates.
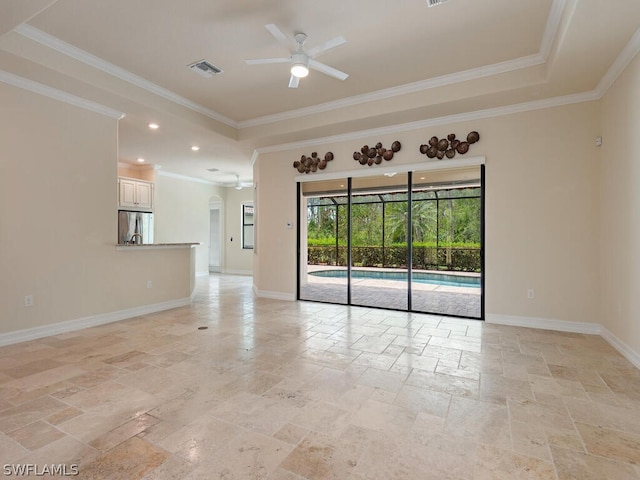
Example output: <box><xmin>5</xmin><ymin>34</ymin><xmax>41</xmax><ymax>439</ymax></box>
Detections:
<box><xmin>115</xmin><ymin>243</ymin><xmax>200</xmax><ymax>249</ymax></box>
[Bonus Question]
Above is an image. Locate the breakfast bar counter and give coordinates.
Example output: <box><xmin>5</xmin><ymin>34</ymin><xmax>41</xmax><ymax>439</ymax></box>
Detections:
<box><xmin>115</xmin><ymin>243</ymin><xmax>199</xmax><ymax>251</ymax></box>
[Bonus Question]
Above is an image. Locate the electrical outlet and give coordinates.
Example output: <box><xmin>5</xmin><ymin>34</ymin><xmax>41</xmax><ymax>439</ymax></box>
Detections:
<box><xmin>147</xmin><ymin>280</ymin><xmax>153</xmax><ymax>289</ymax></box>
<box><xmin>527</xmin><ymin>289</ymin><xmax>534</xmax><ymax>299</ymax></box>
<box><xmin>24</xmin><ymin>295</ymin><xmax>34</xmax><ymax>307</ymax></box>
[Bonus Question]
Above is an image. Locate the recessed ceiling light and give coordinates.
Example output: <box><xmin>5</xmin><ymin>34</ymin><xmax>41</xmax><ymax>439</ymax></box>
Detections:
<box><xmin>191</xmin><ymin>145</ymin><xmax>200</xmax><ymax>151</ymax></box>
<box><xmin>148</xmin><ymin>123</ymin><xmax>159</xmax><ymax>130</ymax></box>
<box><xmin>137</xmin><ymin>158</ymin><xmax>145</xmax><ymax>163</ymax></box>
<box><xmin>420</xmin><ymin>177</ymin><xmax>426</xmax><ymax>180</ymax></box>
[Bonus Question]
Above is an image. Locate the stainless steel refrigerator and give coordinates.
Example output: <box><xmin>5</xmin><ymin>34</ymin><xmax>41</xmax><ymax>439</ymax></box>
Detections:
<box><xmin>118</xmin><ymin>210</ymin><xmax>154</xmax><ymax>244</ymax></box>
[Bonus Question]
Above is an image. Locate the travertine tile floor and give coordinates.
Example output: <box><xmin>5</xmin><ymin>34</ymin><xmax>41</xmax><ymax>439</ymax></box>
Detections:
<box><xmin>1</xmin><ymin>274</ymin><xmax>640</xmax><ymax>479</ymax></box>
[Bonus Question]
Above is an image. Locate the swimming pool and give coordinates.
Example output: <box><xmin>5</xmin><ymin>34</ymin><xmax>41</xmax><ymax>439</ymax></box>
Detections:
<box><xmin>309</xmin><ymin>269</ymin><xmax>481</xmax><ymax>288</ymax></box>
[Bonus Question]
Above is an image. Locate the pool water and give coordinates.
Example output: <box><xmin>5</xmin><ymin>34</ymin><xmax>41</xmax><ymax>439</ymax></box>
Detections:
<box><xmin>309</xmin><ymin>269</ymin><xmax>481</xmax><ymax>288</ymax></box>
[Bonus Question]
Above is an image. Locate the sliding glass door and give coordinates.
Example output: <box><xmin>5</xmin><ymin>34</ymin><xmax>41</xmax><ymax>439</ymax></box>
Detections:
<box><xmin>299</xmin><ymin>179</ymin><xmax>348</xmax><ymax>304</ymax></box>
<box><xmin>298</xmin><ymin>166</ymin><xmax>483</xmax><ymax>319</ymax></box>
<box><xmin>411</xmin><ymin>168</ymin><xmax>482</xmax><ymax>317</ymax></box>
<box><xmin>350</xmin><ymin>173</ymin><xmax>409</xmax><ymax>310</ymax></box>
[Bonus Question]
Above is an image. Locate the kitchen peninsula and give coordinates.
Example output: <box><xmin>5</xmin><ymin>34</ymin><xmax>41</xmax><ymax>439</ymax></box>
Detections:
<box><xmin>115</xmin><ymin>242</ymin><xmax>199</xmax><ymax>250</ymax></box>
<box><xmin>112</xmin><ymin>242</ymin><xmax>200</xmax><ymax>317</ymax></box>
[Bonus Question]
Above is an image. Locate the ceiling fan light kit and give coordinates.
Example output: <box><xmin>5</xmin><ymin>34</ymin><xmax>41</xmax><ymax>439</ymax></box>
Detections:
<box><xmin>290</xmin><ymin>53</ymin><xmax>309</xmax><ymax>78</ymax></box>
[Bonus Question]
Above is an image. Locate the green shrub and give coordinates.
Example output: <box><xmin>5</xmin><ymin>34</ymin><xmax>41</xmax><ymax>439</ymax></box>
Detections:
<box><xmin>308</xmin><ymin>237</ymin><xmax>341</xmax><ymax>246</ymax></box>
<box><xmin>307</xmin><ymin>244</ymin><xmax>480</xmax><ymax>272</ymax></box>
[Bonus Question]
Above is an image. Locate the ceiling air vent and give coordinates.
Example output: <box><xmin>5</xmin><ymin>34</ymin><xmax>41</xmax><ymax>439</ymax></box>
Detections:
<box><xmin>427</xmin><ymin>0</ymin><xmax>448</xmax><ymax>7</ymax></box>
<box><xmin>188</xmin><ymin>60</ymin><xmax>223</xmax><ymax>78</ymax></box>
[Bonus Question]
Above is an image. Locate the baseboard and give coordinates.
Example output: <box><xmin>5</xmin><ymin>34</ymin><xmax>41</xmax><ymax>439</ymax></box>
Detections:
<box><xmin>223</xmin><ymin>269</ymin><xmax>253</xmax><ymax>276</ymax></box>
<box><xmin>485</xmin><ymin>314</ymin><xmax>602</xmax><ymax>335</ymax></box>
<box><xmin>600</xmin><ymin>326</ymin><xmax>640</xmax><ymax>370</ymax></box>
<box><xmin>196</xmin><ymin>271</ymin><xmax>210</xmax><ymax>277</ymax></box>
<box><xmin>486</xmin><ymin>313</ymin><xmax>640</xmax><ymax>370</ymax></box>
<box><xmin>252</xmin><ymin>284</ymin><xmax>296</xmax><ymax>301</ymax></box>
<box><xmin>0</xmin><ymin>297</ymin><xmax>192</xmax><ymax>347</ymax></box>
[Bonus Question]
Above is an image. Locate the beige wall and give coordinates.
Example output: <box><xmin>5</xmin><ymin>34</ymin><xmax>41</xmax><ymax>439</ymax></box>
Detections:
<box><xmin>152</xmin><ymin>175</ymin><xmax>254</xmax><ymax>276</ymax></box>
<box><xmin>117</xmin><ymin>163</ymin><xmax>156</xmax><ymax>181</ymax></box>
<box><xmin>224</xmin><ymin>187</ymin><xmax>255</xmax><ymax>274</ymax></box>
<box><xmin>599</xmin><ymin>52</ymin><xmax>640</xmax><ymax>354</ymax></box>
<box><xmin>0</xmin><ymin>84</ymin><xmax>193</xmax><ymax>338</ymax></box>
<box><xmin>255</xmin><ymin>101</ymin><xmax>601</xmax><ymax>323</ymax></box>
<box><xmin>154</xmin><ymin>175</ymin><xmax>224</xmax><ymax>275</ymax></box>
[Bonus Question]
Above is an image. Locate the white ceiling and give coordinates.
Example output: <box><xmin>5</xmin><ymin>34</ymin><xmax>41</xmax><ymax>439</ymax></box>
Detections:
<box><xmin>1</xmin><ymin>0</ymin><xmax>639</xmax><ymax>185</ymax></box>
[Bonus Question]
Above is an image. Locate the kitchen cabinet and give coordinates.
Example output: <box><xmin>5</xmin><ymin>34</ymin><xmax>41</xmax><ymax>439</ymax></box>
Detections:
<box><xmin>118</xmin><ymin>178</ymin><xmax>153</xmax><ymax>210</ymax></box>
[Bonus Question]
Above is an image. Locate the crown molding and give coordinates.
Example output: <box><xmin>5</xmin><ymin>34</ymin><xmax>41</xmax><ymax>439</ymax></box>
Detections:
<box><xmin>156</xmin><ymin>169</ymin><xmax>219</xmax><ymax>185</ymax></box>
<box><xmin>15</xmin><ymin>0</ymin><xmax>566</xmax><ymax>131</ymax></box>
<box><xmin>239</xmin><ymin>0</ymin><xmax>566</xmax><ymax>129</ymax></box>
<box><xmin>238</xmin><ymin>54</ymin><xmax>546</xmax><ymax>129</ymax></box>
<box><xmin>0</xmin><ymin>69</ymin><xmax>125</xmax><ymax>119</ymax></box>
<box><xmin>249</xmin><ymin>149</ymin><xmax>259</xmax><ymax>167</ymax></box>
<box><xmin>12</xmin><ymin>0</ymin><xmax>635</xmax><ymax>144</ymax></box>
<box><xmin>251</xmin><ymin>19</ymin><xmax>639</xmax><ymax>150</ymax></box>
<box><xmin>256</xmin><ymin>90</ymin><xmax>599</xmax><ymax>155</ymax></box>
<box><xmin>14</xmin><ymin>24</ymin><xmax>238</xmax><ymax>128</ymax></box>
<box><xmin>594</xmin><ymin>26</ymin><xmax>640</xmax><ymax>98</ymax></box>
<box><xmin>539</xmin><ymin>0</ymin><xmax>567</xmax><ymax>61</ymax></box>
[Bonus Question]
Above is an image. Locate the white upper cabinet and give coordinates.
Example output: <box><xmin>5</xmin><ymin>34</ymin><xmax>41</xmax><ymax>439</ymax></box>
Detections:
<box><xmin>118</xmin><ymin>178</ymin><xmax>153</xmax><ymax>210</ymax></box>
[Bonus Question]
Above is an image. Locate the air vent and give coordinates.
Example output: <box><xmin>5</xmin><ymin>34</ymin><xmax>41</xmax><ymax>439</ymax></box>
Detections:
<box><xmin>188</xmin><ymin>60</ymin><xmax>223</xmax><ymax>78</ymax></box>
<box><xmin>427</xmin><ymin>0</ymin><xmax>448</xmax><ymax>7</ymax></box>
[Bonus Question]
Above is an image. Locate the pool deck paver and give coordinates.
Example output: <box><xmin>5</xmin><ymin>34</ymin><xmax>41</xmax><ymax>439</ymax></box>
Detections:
<box><xmin>300</xmin><ymin>266</ymin><xmax>481</xmax><ymax>318</ymax></box>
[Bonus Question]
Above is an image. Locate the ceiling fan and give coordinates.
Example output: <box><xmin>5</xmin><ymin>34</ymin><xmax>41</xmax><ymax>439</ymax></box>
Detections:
<box><xmin>245</xmin><ymin>24</ymin><xmax>348</xmax><ymax>88</ymax></box>
<box><xmin>233</xmin><ymin>175</ymin><xmax>252</xmax><ymax>190</ymax></box>
<box><xmin>207</xmin><ymin>168</ymin><xmax>252</xmax><ymax>189</ymax></box>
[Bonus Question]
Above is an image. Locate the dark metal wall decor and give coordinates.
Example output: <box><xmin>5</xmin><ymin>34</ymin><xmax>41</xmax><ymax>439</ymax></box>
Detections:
<box><xmin>353</xmin><ymin>141</ymin><xmax>401</xmax><ymax>166</ymax></box>
<box><xmin>419</xmin><ymin>131</ymin><xmax>480</xmax><ymax>160</ymax></box>
<box><xmin>293</xmin><ymin>152</ymin><xmax>334</xmax><ymax>174</ymax></box>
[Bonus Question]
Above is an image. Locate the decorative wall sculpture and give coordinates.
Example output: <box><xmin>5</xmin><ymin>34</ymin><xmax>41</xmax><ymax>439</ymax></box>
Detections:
<box><xmin>353</xmin><ymin>141</ymin><xmax>401</xmax><ymax>166</ymax></box>
<box><xmin>293</xmin><ymin>152</ymin><xmax>334</xmax><ymax>174</ymax></box>
<box><xmin>419</xmin><ymin>131</ymin><xmax>480</xmax><ymax>160</ymax></box>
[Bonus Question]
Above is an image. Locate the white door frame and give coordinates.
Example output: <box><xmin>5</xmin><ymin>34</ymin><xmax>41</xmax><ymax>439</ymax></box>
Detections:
<box><xmin>209</xmin><ymin>199</ymin><xmax>224</xmax><ymax>273</ymax></box>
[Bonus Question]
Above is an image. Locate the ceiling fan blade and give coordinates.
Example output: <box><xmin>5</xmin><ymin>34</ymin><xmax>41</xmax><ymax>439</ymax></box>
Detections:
<box><xmin>264</xmin><ymin>24</ymin><xmax>295</xmax><ymax>49</ymax></box>
<box><xmin>309</xmin><ymin>60</ymin><xmax>348</xmax><ymax>81</ymax></box>
<box><xmin>288</xmin><ymin>75</ymin><xmax>300</xmax><ymax>88</ymax></box>
<box><xmin>307</xmin><ymin>36</ymin><xmax>346</xmax><ymax>58</ymax></box>
<box><xmin>245</xmin><ymin>57</ymin><xmax>290</xmax><ymax>65</ymax></box>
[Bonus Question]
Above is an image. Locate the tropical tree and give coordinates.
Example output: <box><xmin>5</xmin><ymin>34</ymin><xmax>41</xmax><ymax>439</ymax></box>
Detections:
<box><xmin>384</xmin><ymin>200</ymin><xmax>437</xmax><ymax>244</ymax></box>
